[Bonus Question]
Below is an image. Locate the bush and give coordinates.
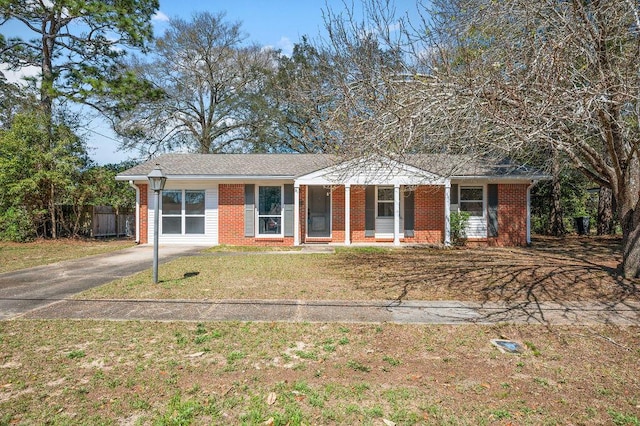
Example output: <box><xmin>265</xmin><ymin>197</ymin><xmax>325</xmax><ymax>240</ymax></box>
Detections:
<box><xmin>450</xmin><ymin>211</ymin><xmax>471</xmax><ymax>246</ymax></box>
<box><xmin>0</xmin><ymin>206</ymin><xmax>37</xmax><ymax>242</ymax></box>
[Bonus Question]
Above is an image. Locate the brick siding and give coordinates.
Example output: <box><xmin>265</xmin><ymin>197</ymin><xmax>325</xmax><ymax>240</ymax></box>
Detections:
<box><xmin>170</xmin><ymin>182</ymin><xmax>528</xmax><ymax>247</ymax></box>
<box><xmin>492</xmin><ymin>184</ymin><xmax>528</xmax><ymax>246</ymax></box>
<box><xmin>349</xmin><ymin>186</ymin><xmax>367</xmax><ymax>242</ymax></box>
<box><xmin>218</xmin><ymin>184</ymin><xmax>293</xmax><ymax>246</ymax></box>
<box><xmin>409</xmin><ymin>185</ymin><xmax>445</xmax><ymax>244</ymax></box>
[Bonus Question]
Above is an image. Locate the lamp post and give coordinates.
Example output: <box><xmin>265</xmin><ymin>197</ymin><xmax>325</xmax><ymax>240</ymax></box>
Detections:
<box><xmin>147</xmin><ymin>164</ymin><xmax>167</xmax><ymax>284</ymax></box>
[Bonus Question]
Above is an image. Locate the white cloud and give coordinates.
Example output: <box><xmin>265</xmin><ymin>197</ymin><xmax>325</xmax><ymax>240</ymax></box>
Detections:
<box><xmin>152</xmin><ymin>11</ymin><xmax>170</xmax><ymax>22</ymax></box>
<box><xmin>276</xmin><ymin>36</ymin><xmax>294</xmax><ymax>56</ymax></box>
<box><xmin>261</xmin><ymin>37</ymin><xmax>294</xmax><ymax>57</ymax></box>
<box><xmin>1</xmin><ymin>64</ymin><xmax>40</xmax><ymax>86</ymax></box>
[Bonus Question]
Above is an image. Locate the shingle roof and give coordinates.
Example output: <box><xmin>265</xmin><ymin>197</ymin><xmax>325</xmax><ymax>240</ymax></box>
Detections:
<box><xmin>405</xmin><ymin>154</ymin><xmax>543</xmax><ymax>178</ymax></box>
<box><xmin>117</xmin><ymin>153</ymin><xmax>337</xmax><ymax>178</ymax></box>
<box><xmin>117</xmin><ymin>153</ymin><xmax>546</xmax><ymax>180</ymax></box>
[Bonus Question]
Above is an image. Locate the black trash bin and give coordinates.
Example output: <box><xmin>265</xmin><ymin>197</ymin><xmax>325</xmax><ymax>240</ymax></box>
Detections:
<box><xmin>574</xmin><ymin>216</ymin><xmax>590</xmax><ymax>235</ymax></box>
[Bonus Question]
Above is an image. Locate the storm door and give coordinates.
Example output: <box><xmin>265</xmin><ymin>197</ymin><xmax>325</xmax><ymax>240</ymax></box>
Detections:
<box><xmin>307</xmin><ymin>186</ymin><xmax>331</xmax><ymax>238</ymax></box>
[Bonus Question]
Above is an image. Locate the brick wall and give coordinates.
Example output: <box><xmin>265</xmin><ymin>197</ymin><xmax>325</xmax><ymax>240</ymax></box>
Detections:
<box><xmin>332</xmin><ymin>186</ymin><xmax>345</xmax><ymax>242</ymax></box>
<box><xmin>188</xmin><ymin>182</ymin><xmax>528</xmax><ymax>247</ymax></box>
<box><xmin>350</xmin><ymin>186</ymin><xmax>367</xmax><ymax>242</ymax></box>
<box><xmin>493</xmin><ymin>184</ymin><xmax>528</xmax><ymax>246</ymax></box>
<box><xmin>410</xmin><ymin>185</ymin><xmax>444</xmax><ymax>244</ymax></box>
<box><xmin>348</xmin><ymin>185</ymin><xmax>445</xmax><ymax>244</ymax></box>
<box><xmin>218</xmin><ymin>184</ymin><xmax>294</xmax><ymax>246</ymax></box>
<box><xmin>139</xmin><ymin>184</ymin><xmax>148</xmax><ymax>244</ymax></box>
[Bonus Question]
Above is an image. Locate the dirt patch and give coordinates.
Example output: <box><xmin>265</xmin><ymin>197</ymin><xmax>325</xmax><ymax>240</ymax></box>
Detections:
<box><xmin>335</xmin><ymin>235</ymin><xmax>639</xmax><ymax>303</ymax></box>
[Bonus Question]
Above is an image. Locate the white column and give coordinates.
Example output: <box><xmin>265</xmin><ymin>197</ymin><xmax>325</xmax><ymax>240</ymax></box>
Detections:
<box><xmin>294</xmin><ymin>184</ymin><xmax>300</xmax><ymax>246</ymax></box>
<box><xmin>344</xmin><ymin>184</ymin><xmax>351</xmax><ymax>245</ymax></box>
<box><xmin>444</xmin><ymin>181</ymin><xmax>451</xmax><ymax>246</ymax></box>
<box><xmin>393</xmin><ymin>183</ymin><xmax>400</xmax><ymax>246</ymax></box>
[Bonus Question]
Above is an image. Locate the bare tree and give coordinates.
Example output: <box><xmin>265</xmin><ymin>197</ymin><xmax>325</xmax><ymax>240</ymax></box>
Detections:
<box><xmin>262</xmin><ymin>37</ymin><xmax>338</xmax><ymax>153</ymax></box>
<box><xmin>320</xmin><ymin>0</ymin><xmax>640</xmax><ymax>278</ymax></box>
<box><xmin>115</xmin><ymin>11</ymin><xmax>278</xmax><ymax>155</ymax></box>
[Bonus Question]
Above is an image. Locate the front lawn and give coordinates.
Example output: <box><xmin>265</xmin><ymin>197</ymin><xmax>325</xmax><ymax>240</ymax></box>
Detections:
<box><xmin>1</xmin><ymin>320</ymin><xmax>638</xmax><ymax>425</ymax></box>
<box><xmin>79</xmin><ymin>236</ymin><xmax>639</xmax><ymax>303</ymax></box>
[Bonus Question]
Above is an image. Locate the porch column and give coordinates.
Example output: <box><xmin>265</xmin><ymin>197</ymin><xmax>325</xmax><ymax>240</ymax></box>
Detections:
<box><xmin>294</xmin><ymin>184</ymin><xmax>300</xmax><ymax>246</ymax></box>
<box><xmin>444</xmin><ymin>181</ymin><xmax>451</xmax><ymax>246</ymax></box>
<box><xmin>344</xmin><ymin>184</ymin><xmax>351</xmax><ymax>245</ymax></box>
<box><xmin>393</xmin><ymin>183</ymin><xmax>400</xmax><ymax>246</ymax></box>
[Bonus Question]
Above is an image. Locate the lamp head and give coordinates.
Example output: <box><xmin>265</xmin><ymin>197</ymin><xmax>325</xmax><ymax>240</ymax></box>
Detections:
<box><xmin>147</xmin><ymin>164</ymin><xmax>167</xmax><ymax>192</ymax></box>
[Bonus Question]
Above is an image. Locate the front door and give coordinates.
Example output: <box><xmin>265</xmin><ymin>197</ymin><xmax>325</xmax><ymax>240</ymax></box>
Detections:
<box><xmin>307</xmin><ymin>186</ymin><xmax>331</xmax><ymax>238</ymax></box>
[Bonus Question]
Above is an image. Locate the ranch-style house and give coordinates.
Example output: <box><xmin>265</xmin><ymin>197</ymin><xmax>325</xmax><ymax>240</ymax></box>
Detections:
<box><xmin>116</xmin><ymin>153</ymin><xmax>546</xmax><ymax>247</ymax></box>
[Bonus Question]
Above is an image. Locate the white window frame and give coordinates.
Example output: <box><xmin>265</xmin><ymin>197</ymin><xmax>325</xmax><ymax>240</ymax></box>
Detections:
<box><xmin>376</xmin><ymin>186</ymin><xmax>405</xmax><ymax>219</ymax></box>
<box><xmin>161</xmin><ymin>189</ymin><xmax>206</xmax><ymax>235</ymax></box>
<box><xmin>376</xmin><ymin>186</ymin><xmax>395</xmax><ymax>218</ymax></box>
<box><xmin>459</xmin><ymin>185</ymin><xmax>485</xmax><ymax>218</ymax></box>
<box><xmin>256</xmin><ymin>184</ymin><xmax>284</xmax><ymax>238</ymax></box>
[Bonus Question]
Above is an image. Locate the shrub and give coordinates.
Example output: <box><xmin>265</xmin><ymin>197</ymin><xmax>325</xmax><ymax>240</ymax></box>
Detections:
<box><xmin>450</xmin><ymin>211</ymin><xmax>470</xmax><ymax>246</ymax></box>
<box><xmin>0</xmin><ymin>206</ymin><xmax>37</xmax><ymax>242</ymax></box>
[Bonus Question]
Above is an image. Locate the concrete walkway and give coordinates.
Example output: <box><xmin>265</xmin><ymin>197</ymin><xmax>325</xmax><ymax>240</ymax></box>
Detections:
<box><xmin>1</xmin><ymin>245</ymin><xmax>638</xmax><ymax>325</ymax></box>
<box><xmin>18</xmin><ymin>298</ymin><xmax>640</xmax><ymax>325</ymax></box>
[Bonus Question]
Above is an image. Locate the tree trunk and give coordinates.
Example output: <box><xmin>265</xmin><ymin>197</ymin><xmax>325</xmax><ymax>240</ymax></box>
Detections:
<box><xmin>617</xmin><ymin>168</ymin><xmax>640</xmax><ymax>277</ymax></box>
<box><xmin>50</xmin><ymin>182</ymin><xmax>57</xmax><ymax>239</ymax></box>
<box><xmin>549</xmin><ymin>151</ymin><xmax>565</xmax><ymax>236</ymax></box>
<box><xmin>597</xmin><ymin>186</ymin><xmax>614</xmax><ymax>235</ymax></box>
<box><xmin>620</xmin><ymin>206</ymin><xmax>640</xmax><ymax>279</ymax></box>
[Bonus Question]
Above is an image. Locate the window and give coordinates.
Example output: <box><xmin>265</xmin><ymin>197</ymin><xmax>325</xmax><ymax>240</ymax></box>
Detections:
<box><xmin>377</xmin><ymin>187</ymin><xmax>394</xmax><ymax>217</ymax></box>
<box><xmin>257</xmin><ymin>186</ymin><xmax>282</xmax><ymax>235</ymax></box>
<box><xmin>161</xmin><ymin>190</ymin><xmax>205</xmax><ymax>234</ymax></box>
<box><xmin>459</xmin><ymin>186</ymin><xmax>484</xmax><ymax>217</ymax></box>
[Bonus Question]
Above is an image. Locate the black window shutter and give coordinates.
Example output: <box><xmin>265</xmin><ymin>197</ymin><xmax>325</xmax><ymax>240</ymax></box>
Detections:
<box><xmin>244</xmin><ymin>184</ymin><xmax>255</xmax><ymax>237</ymax></box>
<box><xmin>488</xmin><ymin>184</ymin><xmax>498</xmax><ymax>237</ymax></box>
<box><xmin>283</xmin><ymin>184</ymin><xmax>294</xmax><ymax>237</ymax></box>
<box><xmin>365</xmin><ymin>186</ymin><xmax>375</xmax><ymax>237</ymax></box>
<box><xmin>450</xmin><ymin>184</ymin><xmax>459</xmax><ymax>205</ymax></box>
<box><xmin>404</xmin><ymin>189</ymin><xmax>415</xmax><ymax>237</ymax></box>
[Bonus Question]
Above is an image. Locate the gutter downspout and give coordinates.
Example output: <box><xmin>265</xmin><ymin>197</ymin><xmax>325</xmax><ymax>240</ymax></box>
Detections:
<box><xmin>444</xmin><ymin>180</ymin><xmax>451</xmax><ymax>246</ymax></box>
<box><xmin>526</xmin><ymin>180</ymin><xmax>539</xmax><ymax>245</ymax></box>
<box><xmin>129</xmin><ymin>180</ymin><xmax>140</xmax><ymax>244</ymax></box>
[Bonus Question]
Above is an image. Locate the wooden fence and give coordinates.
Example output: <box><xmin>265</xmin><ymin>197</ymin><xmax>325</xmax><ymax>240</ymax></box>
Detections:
<box><xmin>54</xmin><ymin>205</ymin><xmax>134</xmax><ymax>238</ymax></box>
<box><xmin>92</xmin><ymin>206</ymin><xmax>134</xmax><ymax>238</ymax></box>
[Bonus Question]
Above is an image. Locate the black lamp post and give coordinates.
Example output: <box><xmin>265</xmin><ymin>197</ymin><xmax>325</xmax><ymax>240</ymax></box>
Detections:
<box><xmin>147</xmin><ymin>164</ymin><xmax>167</xmax><ymax>284</ymax></box>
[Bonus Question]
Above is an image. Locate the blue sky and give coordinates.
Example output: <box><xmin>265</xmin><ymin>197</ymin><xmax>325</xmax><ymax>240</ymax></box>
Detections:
<box><xmin>153</xmin><ymin>0</ymin><xmax>420</xmax><ymax>55</ymax></box>
<box><xmin>2</xmin><ymin>0</ymin><xmax>420</xmax><ymax>164</ymax></box>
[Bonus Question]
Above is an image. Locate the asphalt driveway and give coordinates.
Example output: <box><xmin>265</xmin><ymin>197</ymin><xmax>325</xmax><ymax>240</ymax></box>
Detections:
<box><xmin>0</xmin><ymin>244</ymin><xmax>204</xmax><ymax>320</ymax></box>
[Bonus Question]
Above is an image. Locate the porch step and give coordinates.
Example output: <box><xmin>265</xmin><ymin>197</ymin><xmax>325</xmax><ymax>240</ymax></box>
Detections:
<box><xmin>300</xmin><ymin>245</ymin><xmax>336</xmax><ymax>254</ymax></box>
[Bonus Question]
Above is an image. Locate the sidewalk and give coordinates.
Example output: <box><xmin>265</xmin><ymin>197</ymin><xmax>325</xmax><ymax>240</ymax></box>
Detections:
<box><xmin>20</xmin><ymin>298</ymin><xmax>640</xmax><ymax>325</ymax></box>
